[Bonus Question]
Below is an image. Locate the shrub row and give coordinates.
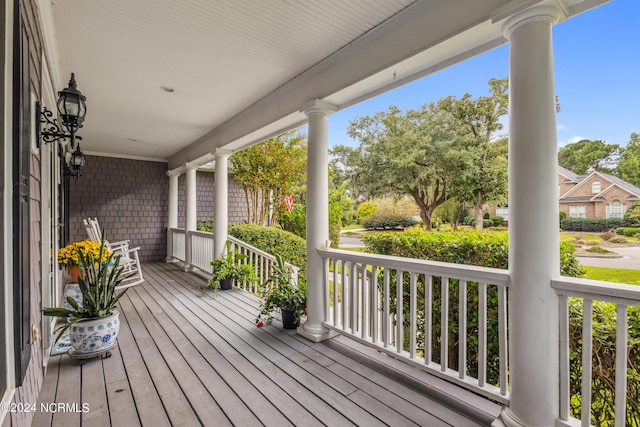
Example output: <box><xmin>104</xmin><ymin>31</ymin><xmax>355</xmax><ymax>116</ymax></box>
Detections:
<box><xmin>616</xmin><ymin>227</ymin><xmax>640</xmax><ymax>237</ymax></box>
<box><xmin>362</xmin><ymin>229</ymin><xmax>583</xmax><ymax>276</ymax></box>
<box><xmin>361</xmin><ymin>213</ymin><xmax>417</xmax><ymax>230</ymax></box>
<box><xmin>462</xmin><ymin>216</ymin><xmax>498</xmax><ymax>228</ymax></box>
<box><xmin>560</xmin><ymin>217</ymin><xmax>625</xmax><ymax>232</ymax></box>
<box><xmin>362</xmin><ymin>228</ymin><xmax>638</xmax><ymax>423</ymax></box>
<box><xmin>228</xmin><ymin>224</ymin><xmax>307</xmax><ymax>279</ymax></box>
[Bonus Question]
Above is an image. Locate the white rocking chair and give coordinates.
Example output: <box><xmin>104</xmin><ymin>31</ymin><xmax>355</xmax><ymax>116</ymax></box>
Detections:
<box><xmin>82</xmin><ymin>217</ymin><xmax>144</xmax><ymax>290</ymax></box>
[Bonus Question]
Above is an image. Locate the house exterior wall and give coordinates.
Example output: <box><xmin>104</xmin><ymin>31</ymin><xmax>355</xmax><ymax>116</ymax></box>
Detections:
<box><xmin>557</xmin><ymin>174</ymin><xmax>576</xmax><ymax>196</ymax></box>
<box><xmin>568</xmin><ymin>174</ymin><xmax>610</xmax><ymax>198</ymax></box>
<box><xmin>176</xmin><ymin>170</ymin><xmax>249</xmax><ymax>228</ymax></box>
<box><xmin>69</xmin><ymin>155</ymin><xmax>169</xmax><ymax>262</ymax></box>
<box><xmin>3</xmin><ymin>0</ymin><xmax>45</xmax><ymax>426</ymax></box>
<box><xmin>595</xmin><ymin>186</ymin><xmax>634</xmax><ymax>218</ymax></box>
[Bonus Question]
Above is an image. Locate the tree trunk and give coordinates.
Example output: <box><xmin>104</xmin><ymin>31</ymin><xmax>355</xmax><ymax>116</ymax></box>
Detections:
<box><xmin>453</xmin><ymin>204</ymin><xmax>464</xmax><ymax>231</ymax></box>
<box><xmin>474</xmin><ymin>199</ymin><xmax>484</xmax><ymax>231</ymax></box>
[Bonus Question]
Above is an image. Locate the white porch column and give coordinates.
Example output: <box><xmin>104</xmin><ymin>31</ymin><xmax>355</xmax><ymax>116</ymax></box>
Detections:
<box><xmin>298</xmin><ymin>100</ymin><xmax>336</xmax><ymax>342</ymax></box>
<box><xmin>214</xmin><ymin>149</ymin><xmax>231</xmax><ymax>259</ymax></box>
<box><xmin>184</xmin><ymin>163</ymin><xmax>198</xmax><ymax>270</ymax></box>
<box><xmin>500</xmin><ymin>6</ymin><xmax>561</xmax><ymax>427</ymax></box>
<box><xmin>166</xmin><ymin>170</ymin><xmax>180</xmax><ymax>262</ymax></box>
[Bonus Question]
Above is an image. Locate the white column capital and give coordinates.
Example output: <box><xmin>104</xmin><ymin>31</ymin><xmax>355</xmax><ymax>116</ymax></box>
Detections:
<box><xmin>215</xmin><ymin>148</ymin><xmax>233</xmax><ymax>158</ymax></box>
<box><xmin>166</xmin><ymin>169</ymin><xmax>183</xmax><ymax>178</ymax></box>
<box><xmin>301</xmin><ymin>99</ymin><xmax>337</xmax><ymax>117</ymax></box>
<box><xmin>501</xmin><ymin>5</ymin><xmax>562</xmax><ymax>39</ymax></box>
<box><xmin>185</xmin><ymin>161</ymin><xmax>200</xmax><ymax>170</ymax></box>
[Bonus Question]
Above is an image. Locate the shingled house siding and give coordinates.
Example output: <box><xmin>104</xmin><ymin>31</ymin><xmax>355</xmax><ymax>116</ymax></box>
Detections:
<box><xmin>176</xmin><ymin>170</ymin><xmax>249</xmax><ymax>227</ymax></box>
<box><xmin>69</xmin><ymin>156</ymin><xmax>168</xmax><ymax>261</ymax></box>
<box><xmin>3</xmin><ymin>0</ymin><xmax>45</xmax><ymax>426</ymax></box>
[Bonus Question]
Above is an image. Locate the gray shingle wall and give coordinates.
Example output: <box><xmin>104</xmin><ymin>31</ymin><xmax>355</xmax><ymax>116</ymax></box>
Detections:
<box><xmin>69</xmin><ymin>155</ymin><xmax>169</xmax><ymax>261</ymax></box>
<box><xmin>69</xmin><ymin>158</ymin><xmax>250</xmax><ymax>261</ymax></box>
<box><xmin>176</xmin><ymin>170</ymin><xmax>249</xmax><ymax>226</ymax></box>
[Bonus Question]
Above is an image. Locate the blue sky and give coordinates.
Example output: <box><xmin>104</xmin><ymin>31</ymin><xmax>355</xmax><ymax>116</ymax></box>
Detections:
<box><xmin>327</xmin><ymin>0</ymin><xmax>639</xmax><ymax>150</ymax></box>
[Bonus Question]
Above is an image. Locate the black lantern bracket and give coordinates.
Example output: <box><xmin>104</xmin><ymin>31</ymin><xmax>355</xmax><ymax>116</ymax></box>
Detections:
<box><xmin>38</xmin><ymin>73</ymin><xmax>87</xmax><ymax>149</ymax></box>
<box><xmin>39</xmin><ymin>105</ymin><xmax>83</xmax><ymax>147</ymax></box>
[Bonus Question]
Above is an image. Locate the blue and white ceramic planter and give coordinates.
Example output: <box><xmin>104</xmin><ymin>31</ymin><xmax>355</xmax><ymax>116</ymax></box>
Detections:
<box><xmin>69</xmin><ymin>311</ymin><xmax>120</xmax><ymax>355</ymax></box>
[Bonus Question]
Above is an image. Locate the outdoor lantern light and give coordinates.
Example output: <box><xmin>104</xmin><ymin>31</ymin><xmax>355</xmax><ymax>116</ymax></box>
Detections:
<box><xmin>40</xmin><ymin>73</ymin><xmax>87</xmax><ymax>148</ymax></box>
<box><xmin>68</xmin><ymin>144</ymin><xmax>85</xmax><ymax>180</ymax></box>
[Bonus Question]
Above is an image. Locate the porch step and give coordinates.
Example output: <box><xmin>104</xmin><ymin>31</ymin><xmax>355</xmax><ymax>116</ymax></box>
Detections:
<box><xmin>324</xmin><ymin>334</ymin><xmax>503</xmax><ymax>426</ymax></box>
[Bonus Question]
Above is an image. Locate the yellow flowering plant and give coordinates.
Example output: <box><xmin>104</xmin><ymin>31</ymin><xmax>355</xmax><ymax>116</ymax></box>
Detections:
<box><xmin>58</xmin><ymin>239</ymin><xmax>111</xmax><ymax>267</ymax></box>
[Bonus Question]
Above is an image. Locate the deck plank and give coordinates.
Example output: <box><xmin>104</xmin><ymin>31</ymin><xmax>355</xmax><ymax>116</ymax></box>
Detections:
<box><xmin>36</xmin><ymin>262</ymin><xmax>500</xmax><ymax>427</ymax></box>
<box><xmin>142</xmin><ymin>265</ymin><xmax>312</xmax><ymax>427</ymax></box>
<box><xmin>32</xmin><ymin>355</ymin><xmax>60</xmax><ymax>427</ymax></box>
<box><xmin>81</xmin><ymin>352</ymin><xmax>110</xmax><ymax>427</ymax></box>
<box><xmin>101</xmin><ymin>342</ymin><xmax>141</xmax><ymax>427</ymax></box>
<box><xmin>118</xmin><ymin>295</ymin><xmax>209</xmax><ymax>427</ymax></box>
<box><xmin>114</xmin><ymin>308</ymin><xmax>171</xmax><ymax>427</ymax></box>
<box><xmin>128</xmin><ymin>278</ymin><xmax>279</xmax><ymax>427</ymax></box>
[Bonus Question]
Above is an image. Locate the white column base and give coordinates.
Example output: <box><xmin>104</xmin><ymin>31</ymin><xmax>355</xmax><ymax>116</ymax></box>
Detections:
<box><xmin>296</xmin><ymin>323</ymin><xmax>337</xmax><ymax>343</ymax></box>
<box><xmin>494</xmin><ymin>408</ymin><xmax>570</xmax><ymax>427</ymax></box>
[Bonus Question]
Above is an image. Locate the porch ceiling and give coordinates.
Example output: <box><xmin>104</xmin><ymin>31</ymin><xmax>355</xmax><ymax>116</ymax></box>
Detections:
<box><xmin>39</xmin><ymin>0</ymin><xmax>608</xmax><ymax>166</ymax></box>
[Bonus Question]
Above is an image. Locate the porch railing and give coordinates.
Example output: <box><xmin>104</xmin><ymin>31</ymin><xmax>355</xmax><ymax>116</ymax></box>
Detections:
<box><xmin>553</xmin><ymin>277</ymin><xmax>640</xmax><ymax>427</ymax></box>
<box><xmin>167</xmin><ymin>227</ymin><xmax>299</xmax><ymax>292</ymax></box>
<box><xmin>317</xmin><ymin>248</ymin><xmax>511</xmax><ymax>404</ymax></box>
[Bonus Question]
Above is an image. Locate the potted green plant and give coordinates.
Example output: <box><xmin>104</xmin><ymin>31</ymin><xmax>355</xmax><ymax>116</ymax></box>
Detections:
<box><xmin>205</xmin><ymin>241</ymin><xmax>257</xmax><ymax>291</ymax></box>
<box><xmin>43</xmin><ymin>232</ymin><xmax>129</xmax><ymax>356</ymax></box>
<box><xmin>257</xmin><ymin>255</ymin><xmax>306</xmax><ymax>329</ymax></box>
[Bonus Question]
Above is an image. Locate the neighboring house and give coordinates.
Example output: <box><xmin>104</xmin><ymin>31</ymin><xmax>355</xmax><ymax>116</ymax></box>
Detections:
<box><xmin>558</xmin><ymin>165</ymin><xmax>640</xmax><ymax>219</ymax></box>
<box><xmin>488</xmin><ymin>166</ymin><xmax>640</xmax><ymax>221</ymax></box>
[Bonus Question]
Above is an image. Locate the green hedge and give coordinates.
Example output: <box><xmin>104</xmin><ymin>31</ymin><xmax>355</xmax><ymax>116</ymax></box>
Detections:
<box><xmin>568</xmin><ymin>300</ymin><xmax>639</xmax><ymax>424</ymax></box>
<box><xmin>362</xmin><ymin>229</ymin><xmax>638</xmax><ymax>424</ymax></box>
<box><xmin>362</xmin><ymin>229</ymin><xmax>583</xmax><ymax>276</ymax></box>
<box><xmin>361</xmin><ymin>213</ymin><xmax>417</xmax><ymax>230</ymax></box>
<box><xmin>228</xmin><ymin>224</ymin><xmax>307</xmax><ymax>279</ymax></box>
<box><xmin>561</xmin><ymin>218</ymin><xmax>625</xmax><ymax>232</ymax></box>
<box><xmin>616</xmin><ymin>227</ymin><xmax>640</xmax><ymax>237</ymax></box>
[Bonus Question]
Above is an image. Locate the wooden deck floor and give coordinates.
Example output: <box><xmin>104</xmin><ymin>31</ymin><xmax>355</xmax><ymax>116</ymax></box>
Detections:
<box><xmin>33</xmin><ymin>262</ymin><xmax>498</xmax><ymax>427</ymax></box>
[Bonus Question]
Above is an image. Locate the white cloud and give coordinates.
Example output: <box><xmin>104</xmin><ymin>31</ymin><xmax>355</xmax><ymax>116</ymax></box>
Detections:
<box><xmin>558</xmin><ymin>135</ymin><xmax>585</xmax><ymax>147</ymax></box>
<box><xmin>557</xmin><ymin>123</ymin><xmax>567</xmax><ymax>130</ymax></box>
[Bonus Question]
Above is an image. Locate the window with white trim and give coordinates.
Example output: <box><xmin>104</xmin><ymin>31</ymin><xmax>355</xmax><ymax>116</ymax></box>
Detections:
<box><xmin>569</xmin><ymin>205</ymin><xmax>586</xmax><ymax>218</ymax></box>
<box><xmin>592</xmin><ymin>180</ymin><xmax>601</xmax><ymax>193</ymax></box>
<box><xmin>496</xmin><ymin>205</ymin><xmax>509</xmax><ymax>221</ymax></box>
<box><xmin>606</xmin><ymin>200</ymin><xmax>625</xmax><ymax>218</ymax></box>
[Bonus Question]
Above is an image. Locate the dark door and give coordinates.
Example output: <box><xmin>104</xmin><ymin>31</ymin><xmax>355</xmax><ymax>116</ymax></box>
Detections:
<box><xmin>12</xmin><ymin>0</ymin><xmax>31</xmax><ymax>386</ymax></box>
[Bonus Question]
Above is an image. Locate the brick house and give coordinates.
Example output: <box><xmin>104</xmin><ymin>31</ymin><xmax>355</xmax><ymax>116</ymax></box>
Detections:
<box><xmin>558</xmin><ymin>165</ymin><xmax>640</xmax><ymax>219</ymax></box>
<box><xmin>489</xmin><ymin>166</ymin><xmax>640</xmax><ymax>222</ymax></box>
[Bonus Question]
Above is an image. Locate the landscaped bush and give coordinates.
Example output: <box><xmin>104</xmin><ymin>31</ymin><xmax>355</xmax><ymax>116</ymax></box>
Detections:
<box><xmin>363</xmin><ymin>228</ymin><xmax>638</xmax><ymax>424</ymax></box>
<box><xmin>609</xmin><ymin>236</ymin><xmax>628</xmax><ymax>244</ymax></box>
<box><xmin>568</xmin><ymin>299</ymin><xmax>640</xmax><ymax>425</ymax></box>
<box><xmin>561</xmin><ymin>218</ymin><xmax>625</xmax><ymax>232</ymax></box>
<box><xmin>361</xmin><ymin>213</ymin><xmax>417</xmax><ymax>230</ymax></box>
<box><xmin>490</xmin><ymin>215</ymin><xmax>504</xmax><ymax>227</ymax></box>
<box><xmin>357</xmin><ymin>202</ymin><xmax>378</xmax><ymax>223</ymax></box>
<box><xmin>463</xmin><ymin>216</ymin><xmax>475</xmax><ymax>226</ymax></box>
<box><xmin>229</xmin><ymin>224</ymin><xmax>307</xmax><ymax>278</ymax></box>
<box><xmin>278</xmin><ymin>203</ymin><xmax>306</xmax><ymax>239</ymax></box>
<box><xmin>197</xmin><ymin>219</ymin><xmax>214</xmax><ymax>232</ymax></box>
<box><xmin>616</xmin><ymin>227</ymin><xmax>640</xmax><ymax>237</ymax></box>
<box><xmin>624</xmin><ymin>203</ymin><xmax>640</xmax><ymax>227</ymax></box>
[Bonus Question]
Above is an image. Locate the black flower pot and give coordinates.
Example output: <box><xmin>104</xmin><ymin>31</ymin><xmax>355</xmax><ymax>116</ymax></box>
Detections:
<box><xmin>281</xmin><ymin>309</ymin><xmax>299</xmax><ymax>329</ymax></box>
<box><xmin>219</xmin><ymin>278</ymin><xmax>233</xmax><ymax>290</ymax></box>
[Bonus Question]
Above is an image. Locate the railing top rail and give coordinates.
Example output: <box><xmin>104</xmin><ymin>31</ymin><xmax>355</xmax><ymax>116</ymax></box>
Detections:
<box><xmin>318</xmin><ymin>248</ymin><xmax>510</xmax><ymax>286</ymax></box>
<box><xmin>552</xmin><ymin>277</ymin><xmax>640</xmax><ymax>305</ymax></box>
<box><xmin>169</xmin><ymin>227</ymin><xmax>186</xmax><ymax>234</ymax></box>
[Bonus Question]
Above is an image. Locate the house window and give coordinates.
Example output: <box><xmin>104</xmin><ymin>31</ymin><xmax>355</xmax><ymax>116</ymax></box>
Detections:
<box><xmin>607</xmin><ymin>200</ymin><xmax>625</xmax><ymax>219</ymax></box>
<box><xmin>496</xmin><ymin>205</ymin><xmax>509</xmax><ymax>221</ymax></box>
<box><xmin>569</xmin><ymin>205</ymin><xmax>586</xmax><ymax>218</ymax></box>
<box><xmin>592</xmin><ymin>180</ymin><xmax>601</xmax><ymax>193</ymax></box>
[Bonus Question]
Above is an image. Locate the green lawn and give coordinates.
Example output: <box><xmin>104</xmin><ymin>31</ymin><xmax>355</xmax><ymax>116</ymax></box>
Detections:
<box><xmin>582</xmin><ymin>266</ymin><xmax>640</xmax><ymax>285</ymax></box>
